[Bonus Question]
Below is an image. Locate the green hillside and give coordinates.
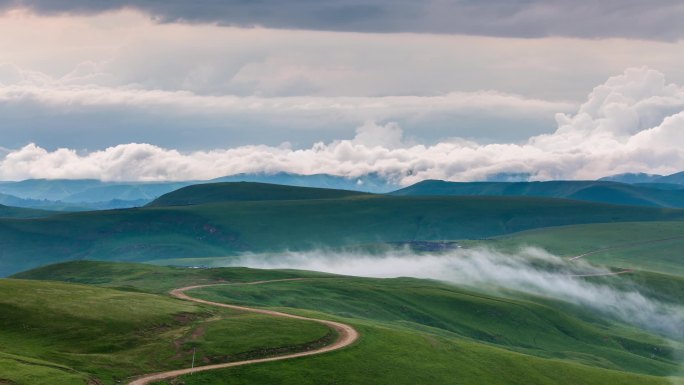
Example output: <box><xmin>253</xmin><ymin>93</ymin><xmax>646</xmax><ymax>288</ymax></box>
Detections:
<box><xmin>12</xmin><ymin>260</ymin><xmax>334</xmax><ymax>293</ymax></box>
<box><xmin>473</xmin><ymin>221</ymin><xmax>684</xmax><ymax>275</ymax></box>
<box><xmin>3</xmin><ymin>185</ymin><xmax>684</xmax><ymax>275</ymax></box>
<box><xmin>391</xmin><ymin>180</ymin><xmax>684</xmax><ymax>208</ymax></box>
<box><xmin>0</xmin><ymin>204</ymin><xmax>54</xmax><ymax>219</ymax></box>
<box><xmin>0</xmin><ymin>278</ymin><xmax>332</xmax><ymax>385</ymax></box>
<box><xmin>14</xmin><ymin>261</ymin><xmax>680</xmax><ymax>385</ymax></box>
<box><xmin>146</xmin><ymin>181</ymin><xmax>369</xmax><ymax>206</ymax></box>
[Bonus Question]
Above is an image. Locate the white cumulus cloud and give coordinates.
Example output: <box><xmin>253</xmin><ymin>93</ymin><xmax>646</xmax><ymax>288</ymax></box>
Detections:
<box><xmin>1</xmin><ymin>68</ymin><xmax>684</xmax><ymax>183</ymax></box>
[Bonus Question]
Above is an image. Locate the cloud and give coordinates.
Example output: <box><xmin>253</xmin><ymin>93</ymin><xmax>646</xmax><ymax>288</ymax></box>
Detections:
<box><xmin>0</xmin><ymin>61</ymin><xmax>571</xmax><ymax>149</ymax></box>
<box><xmin>218</xmin><ymin>246</ymin><xmax>684</xmax><ymax>341</ymax></box>
<box><xmin>3</xmin><ymin>1</ymin><xmax>684</xmax><ymax>40</ymax></box>
<box><xmin>1</xmin><ymin>67</ymin><xmax>684</xmax><ymax>183</ymax></box>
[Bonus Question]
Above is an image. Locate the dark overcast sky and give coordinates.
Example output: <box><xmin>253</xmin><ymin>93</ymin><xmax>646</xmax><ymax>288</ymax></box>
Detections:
<box><xmin>3</xmin><ymin>0</ymin><xmax>684</xmax><ymax>40</ymax></box>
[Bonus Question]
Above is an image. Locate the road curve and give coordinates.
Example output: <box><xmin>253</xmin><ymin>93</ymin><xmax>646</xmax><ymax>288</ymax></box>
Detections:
<box><xmin>127</xmin><ymin>280</ymin><xmax>359</xmax><ymax>385</ymax></box>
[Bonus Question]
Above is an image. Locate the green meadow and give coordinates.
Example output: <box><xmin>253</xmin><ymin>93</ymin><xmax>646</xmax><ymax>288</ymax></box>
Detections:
<box><xmin>9</xmin><ymin>261</ymin><xmax>684</xmax><ymax>385</ymax></box>
<box><xmin>0</xmin><ymin>278</ymin><xmax>331</xmax><ymax>385</ymax></box>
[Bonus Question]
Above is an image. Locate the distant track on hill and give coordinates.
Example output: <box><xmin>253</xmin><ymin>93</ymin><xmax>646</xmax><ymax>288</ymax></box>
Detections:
<box><xmin>568</xmin><ymin>269</ymin><xmax>634</xmax><ymax>277</ymax></box>
<box><xmin>568</xmin><ymin>235</ymin><xmax>684</xmax><ymax>261</ymax></box>
<box><xmin>126</xmin><ymin>279</ymin><xmax>359</xmax><ymax>385</ymax></box>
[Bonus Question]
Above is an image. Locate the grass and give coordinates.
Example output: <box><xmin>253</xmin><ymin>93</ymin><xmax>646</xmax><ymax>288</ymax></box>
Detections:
<box><xmin>0</xmin><ymin>204</ymin><xmax>53</xmax><ymax>219</ymax></box>
<box><xmin>390</xmin><ymin>179</ymin><xmax>684</xmax><ymax>208</ymax></box>
<box><xmin>151</xmin><ymin>321</ymin><xmax>672</xmax><ymax>385</ymax></box>
<box><xmin>3</xmin><ymin>192</ymin><xmax>684</xmax><ymax>276</ymax></box>
<box><xmin>188</xmin><ymin>277</ymin><xmax>679</xmax><ymax>376</ymax></box>
<box><xmin>147</xmin><ymin>181</ymin><xmax>369</xmax><ymax>206</ymax></box>
<box><xmin>0</xmin><ymin>279</ymin><xmax>332</xmax><ymax>385</ymax></box>
<box><xmin>473</xmin><ymin>221</ymin><xmax>684</xmax><ymax>275</ymax></box>
<box><xmin>11</xmin><ymin>261</ymin><xmax>684</xmax><ymax>385</ymax></box>
<box><xmin>11</xmin><ymin>260</ymin><xmax>333</xmax><ymax>294</ymax></box>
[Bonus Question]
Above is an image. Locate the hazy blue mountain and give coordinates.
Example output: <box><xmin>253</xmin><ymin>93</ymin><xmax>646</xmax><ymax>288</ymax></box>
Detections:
<box><xmin>600</xmin><ymin>171</ymin><xmax>684</xmax><ymax>187</ymax></box>
<box><xmin>632</xmin><ymin>183</ymin><xmax>684</xmax><ymax>190</ymax></box>
<box><xmin>656</xmin><ymin>171</ymin><xmax>684</xmax><ymax>185</ymax></box>
<box><xmin>390</xmin><ymin>179</ymin><xmax>684</xmax><ymax>208</ymax></box>
<box><xmin>0</xmin><ymin>192</ymin><xmax>150</xmax><ymax>211</ymax></box>
<box><xmin>62</xmin><ymin>183</ymin><xmax>191</xmax><ymax>203</ymax></box>
<box><xmin>0</xmin><ymin>173</ymin><xmax>395</xmax><ymax>202</ymax></box>
<box><xmin>0</xmin><ymin>179</ymin><xmax>103</xmax><ymax>201</ymax></box>
<box><xmin>599</xmin><ymin>172</ymin><xmax>663</xmax><ymax>184</ymax></box>
<box><xmin>484</xmin><ymin>172</ymin><xmax>532</xmax><ymax>182</ymax></box>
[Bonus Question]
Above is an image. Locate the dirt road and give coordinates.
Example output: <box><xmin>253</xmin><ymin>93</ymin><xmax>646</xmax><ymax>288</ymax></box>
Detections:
<box><xmin>568</xmin><ymin>269</ymin><xmax>634</xmax><ymax>277</ymax></box>
<box><xmin>126</xmin><ymin>280</ymin><xmax>359</xmax><ymax>385</ymax></box>
<box><xmin>569</xmin><ymin>235</ymin><xmax>684</xmax><ymax>261</ymax></box>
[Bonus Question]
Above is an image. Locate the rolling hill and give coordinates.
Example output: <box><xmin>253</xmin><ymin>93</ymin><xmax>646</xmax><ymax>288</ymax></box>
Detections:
<box><xmin>471</xmin><ymin>221</ymin><xmax>684</xmax><ymax>276</ymax></box>
<box><xmin>0</xmin><ymin>173</ymin><xmax>396</xmax><ymax>210</ymax></box>
<box><xmin>0</xmin><ymin>204</ymin><xmax>53</xmax><ymax>219</ymax></box>
<box><xmin>211</xmin><ymin>172</ymin><xmax>398</xmax><ymax>193</ymax></box>
<box><xmin>391</xmin><ymin>180</ymin><xmax>684</xmax><ymax>208</ymax></box>
<box><xmin>0</xmin><ymin>277</ymin><xmax>331</xmax><ymax>385</ymax></box>
<box><xmin>600</xmin><ymin>171</ymin><xmax>684</xmax><ymax>186</ymax></box>
<box><xmin>10</xmin><ymin>261</ymin><xmax>681</xmax><ymax>385</ymax></box>
<box><xmin>2</xmin><ymin>182</ymin><xmax>684</xmax><ymax>275</ymax></box>
<box><xmin>147</xmin><ymin>182</ymin><xmax>370</xmax><ymax>206</ymax></box>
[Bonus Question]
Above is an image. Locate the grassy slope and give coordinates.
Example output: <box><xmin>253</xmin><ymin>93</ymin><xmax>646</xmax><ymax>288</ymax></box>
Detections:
<box><xmin>0</xmin><ymin>279</ymin><xmax>331</xmax><ymax>385</ymax></box>
<box><xmin>153</xmin><ymin>278</ymin><xmax>677</xmax><ymax>385</ymax></box>
<box><xmin>16</xmin><ymin>262</ymin><xmax>682</xmax><ymax>385</ymax></box>
<box><xmin>391</xmin><ymin>180</ymin><xmax>684</xmax><ymax>208</ymax></box>
<box><xmin>153</xmin><ymin>323</ymin><xmax>671</xmax><ymax>385</ymax></box>
<box><xmin>189</xmin><ymin>278</ymin><xmax>678</xmax><ymax>376</ymax></box>
<box><xmin>4</xmin><ymin>193</ymin><xmax>684</xmax><ymax>276</ymax></box>
<box><xmin>12</xmin><ymin>261</ymin><xmax>333</xmax><ymax>294</ymax></box>
<box><xmin>146</xmin><ymin>182</ymin><xmax>369</xmax><ymax>206</ymax></box>
<box><xmin>475</xmin><ymin>221</ymin><xmax>684</xmax><ymax>275</ymax></box>
<box><xmin>0</xmin><ymin>204</ymin><xmax>53</xmax><ymax>219</ymax></box>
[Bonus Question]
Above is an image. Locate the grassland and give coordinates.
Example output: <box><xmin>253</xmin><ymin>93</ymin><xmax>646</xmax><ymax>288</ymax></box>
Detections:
<box><xmin>473</xmin><ymin>221</ymin><xmax>684</xmax><ymax>275</ymax></box>
<box><xmin>391</xmin><ymin>180</ymin><xmax>684</xmax><ymax>208</ymax></box>
<box><xmin>0</xmin><ymin>204</ymin><xmax>53</xmax><ymax>219</ymax></box>
<box><xmin>188</xmin><ymin>277</ymin><xmax>679</xmax><ymax>376</ymax></box>
<box><xmin>147</xmin><ymin>181</ymin><xmax>369</xmax><ymax>206</ymax></box>
<box><xmin>151</xmin><ymin>322</ymin><xmax>673</xmax><ymax>385</ymax></box>
<box><xmin>14</xmin><ymin>261</ymin><xmax>684</xmax><ymax>385</ymax></box>
<box><xmin>0</xmin><ymin>279</ymin><xmax>332</xmax><ymax>385</ymax></box>
<box><xmin>4</xmin><ymin>190</ymin><xmax>684</xmax><ymax>276</ymax></box>
<box><xmin>11</xmin><ymin>260</ymin><xmax>333</xmax><ymax>294</ymax></box>
<box><xmin>149</xmin><ymin>276</ymin><xmax>680</xmax><ymax>385</ymax></box>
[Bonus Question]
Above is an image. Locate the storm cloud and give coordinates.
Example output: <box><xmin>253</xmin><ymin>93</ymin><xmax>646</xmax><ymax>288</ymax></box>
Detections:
<box><xmin>3</xmin><ymin>0</ymin><xmax>684</xmax><ymax>40</ymax></box>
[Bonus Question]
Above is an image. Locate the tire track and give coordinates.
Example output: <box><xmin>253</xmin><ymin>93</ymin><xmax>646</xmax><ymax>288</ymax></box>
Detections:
<box><xmin>127</xmin><ymin>279</ymin><xmax>359</xmax><ymax>385</ymax></box>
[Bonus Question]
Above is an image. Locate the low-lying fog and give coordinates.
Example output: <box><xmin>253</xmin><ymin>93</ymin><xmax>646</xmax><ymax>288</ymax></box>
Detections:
<box><xmin>212</xmin><ymin>247</ymin><xmax>684</xmax><ymax>343</ymax></box>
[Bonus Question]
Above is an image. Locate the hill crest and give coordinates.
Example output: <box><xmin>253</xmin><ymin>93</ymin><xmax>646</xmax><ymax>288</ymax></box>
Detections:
<box><xmin>147</xmin><ymin>181</ymin><xmax>370</xmax><ymax>207</ymax></box>
<box><xmin>390</xmin><ymin>179</ymin><xmax>684</xmax><ymax>208</ymax></box>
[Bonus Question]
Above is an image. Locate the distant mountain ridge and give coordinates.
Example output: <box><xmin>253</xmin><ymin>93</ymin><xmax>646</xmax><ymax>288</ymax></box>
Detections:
<box><xmin>391</xmin><ymin>179</ymin><xmax>684</xmax><ymax>208</ymax></box>
<box><xmin>210</xmin><ymin>172</ymin><xmax>397</xmax><ymax>193</ymax></box>
<box><xmin>0</xmin><ymin>173</ymin><xmax>398</xmax><ymax>211</ymax></box>
<box><xmin>600</xmin><ymin>171</ymin><xmax>684</xmax><ymax>186</ymax></box>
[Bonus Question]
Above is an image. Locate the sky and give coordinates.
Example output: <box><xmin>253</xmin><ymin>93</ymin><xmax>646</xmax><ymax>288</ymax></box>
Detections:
<box><xmin>2</xmin><ymin>1</ymin><xmax>684</xmax><ymax>183</ymax></box>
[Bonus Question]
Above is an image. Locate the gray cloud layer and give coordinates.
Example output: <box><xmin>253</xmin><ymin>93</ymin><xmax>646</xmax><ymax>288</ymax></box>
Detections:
<box><xmin>1</xmin><ymin>67</ymin><xmax>683</xmax><ymax>183</ymax></box>
<box><xmin>3</xmin><ymin>0</ymin><xmax>684</xmax><ymax>40</ymax></box>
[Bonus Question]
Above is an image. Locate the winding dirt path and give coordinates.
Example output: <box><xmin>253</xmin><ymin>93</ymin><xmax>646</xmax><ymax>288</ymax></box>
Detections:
<box><xmin>127</xmin><ymin>280</ymin><xmax>359</xmax><ymax>385</ymax></box>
